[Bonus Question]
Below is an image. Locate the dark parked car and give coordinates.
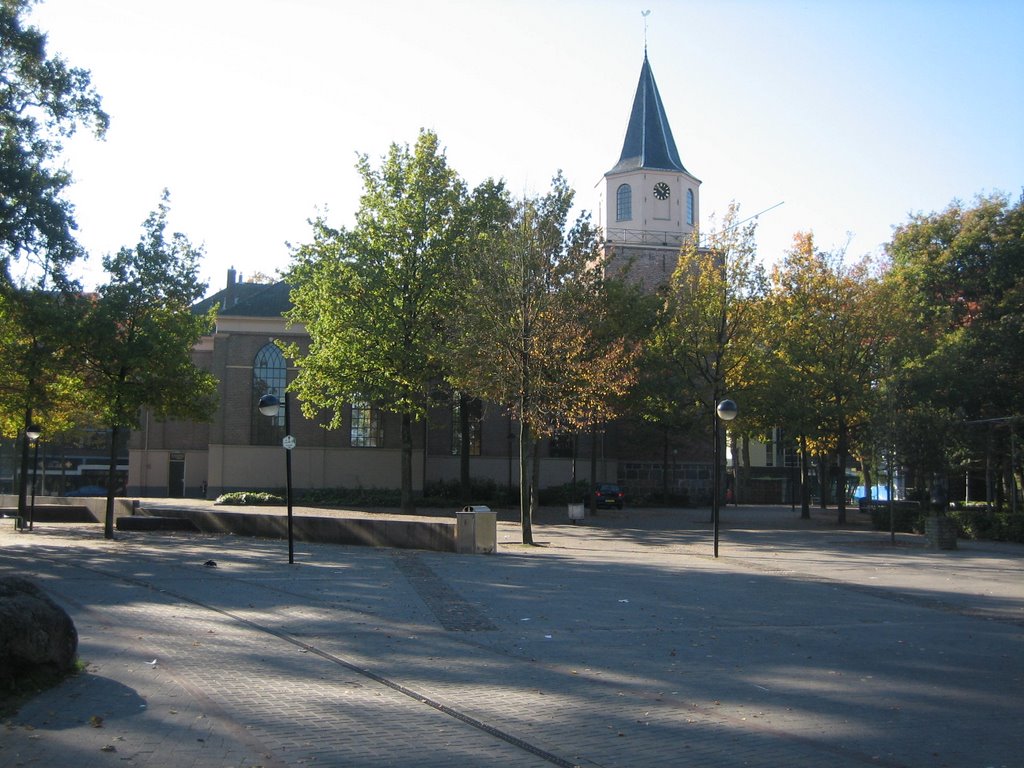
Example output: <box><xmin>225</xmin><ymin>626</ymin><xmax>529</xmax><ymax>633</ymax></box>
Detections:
<box><xmin>592</xmin><ymin>483</ymin><xmax>625</xmax><ymax>510</ymax></box>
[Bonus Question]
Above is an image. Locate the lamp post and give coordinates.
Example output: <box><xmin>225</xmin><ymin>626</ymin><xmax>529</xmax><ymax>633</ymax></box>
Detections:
<box><xmin>713</xmin><ymin>399</ymin><xmax>738</xmax><ymax>558</ymax></box>
<box><xmin>258</xmin><ymin>393</ymin><xmax>294</xmax><ymax>564</ymax></box>
<box><xmin>26</xmin><ymin>424</ymin><xmax>41</xmax><ymax>531</ymax></box>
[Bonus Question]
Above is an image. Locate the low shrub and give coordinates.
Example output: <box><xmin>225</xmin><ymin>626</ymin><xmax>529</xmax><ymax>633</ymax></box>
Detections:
<box><xmin>538</xmin><ymin>481</ymin><xmax>591</xmax><ymax>506</ymax></box>
<box><xmin>420</xmin><ymin>478</ymin><xmax>512</xmax><ymax>506</ymax></box>
<box><xmin>297</xmin><ymin>487</ymin><xmax>402</xmax><ymax>507</ymax></box>
<box><xmin>215</xmin><ymin>491</ymin><xmax>284</xmax><ymax>506</ymax></box>
<box><xmin>868</xmin><ymin>501</ymin><xmax>924</xmax><ymax>533</ymax></box>
<box><xmin>947</xmin><ymin>505</ymin><xmax>1024</xmax><ymax>543</ymax></box>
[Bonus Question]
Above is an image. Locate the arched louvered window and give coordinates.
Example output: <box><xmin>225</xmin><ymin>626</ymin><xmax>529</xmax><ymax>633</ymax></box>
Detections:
<box><xmin>616</xmin><ymin>184</ymin><xmax>632</xmax><ymax>221</ymax></box>
<box><xmin>252</xmin><ymin>343</ymin><xmax>286</xmax><ymax>445</ymax></box>
<box><xmin>686</xmin><ymin>188</ymin><xmax>695</xmax><ymax>226</ymax></box>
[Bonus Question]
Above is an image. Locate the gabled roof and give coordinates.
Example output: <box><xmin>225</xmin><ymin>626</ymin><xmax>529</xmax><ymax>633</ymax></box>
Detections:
<box><xmin>193</xmin><ymin>280</ymin><xmax>292</xmax><ymax>318</ymax></box>
<box><xmin>606</xmin><ymin>53</ymin><xmax>688</xmax><ymax>176</ymax></box>
<box><xmin>221</xmin><ymin>280</ymin><xmax>292</xmax><ymax>317</ymax></box>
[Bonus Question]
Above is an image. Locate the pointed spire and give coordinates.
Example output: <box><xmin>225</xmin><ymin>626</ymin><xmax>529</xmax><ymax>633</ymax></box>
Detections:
<box><xmin>607</xmin><ymin>53</ymin><xmax>687</xmax><ymax>176</ymax></box>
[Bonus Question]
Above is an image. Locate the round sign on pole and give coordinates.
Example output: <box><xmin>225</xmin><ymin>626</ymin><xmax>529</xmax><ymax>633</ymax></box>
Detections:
<box><xmin>282</xmin><ymin>435</ymin><xmax>296</xmax><ymax>450</ymax></box>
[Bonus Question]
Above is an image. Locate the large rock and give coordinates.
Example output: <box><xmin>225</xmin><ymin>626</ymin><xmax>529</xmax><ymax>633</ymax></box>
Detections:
<box><xmin>0</xmin><ymin>576</ymin><xmax>78</xmax><ymax>682</ymax></box>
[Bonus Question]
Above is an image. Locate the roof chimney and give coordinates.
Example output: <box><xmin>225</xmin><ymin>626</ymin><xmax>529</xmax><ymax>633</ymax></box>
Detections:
<box><xmin>224</xmin><ymin>267</ymin><xmax>237</xmax><ymax>309</ymax></box>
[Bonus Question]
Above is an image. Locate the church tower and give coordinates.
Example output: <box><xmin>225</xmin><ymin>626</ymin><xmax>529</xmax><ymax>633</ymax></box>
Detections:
<box><xmin>601</xmin><ymin>53</ymin><xmax>700</xmax><ymax>288</ymax></box>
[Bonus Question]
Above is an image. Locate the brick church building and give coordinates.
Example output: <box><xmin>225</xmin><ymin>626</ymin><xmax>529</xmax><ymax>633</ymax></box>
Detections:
<box><xmin>127</xmin><ymin>53</ymin><xmax>715</xmax><ymax>502</ymax></box>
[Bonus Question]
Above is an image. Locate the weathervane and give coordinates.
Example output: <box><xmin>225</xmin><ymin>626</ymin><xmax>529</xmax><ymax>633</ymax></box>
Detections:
<box><xmin>642</xmin><ymin>9</ymin><xmax>651</xmax><ymax>52</ymax></box>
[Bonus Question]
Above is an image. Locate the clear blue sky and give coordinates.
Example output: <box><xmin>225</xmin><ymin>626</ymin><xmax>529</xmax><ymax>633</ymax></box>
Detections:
<box><xmin>30</xmin><ymin>0</ymin><xmax>1024</xmax><ymax>294</ymax></box>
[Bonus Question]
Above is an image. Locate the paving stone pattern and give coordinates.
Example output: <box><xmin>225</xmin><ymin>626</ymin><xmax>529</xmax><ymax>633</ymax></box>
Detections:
<box><xmin>0</xmin><ymin>505</ymin><xmax>1021</xmax><ymax>768</ymax></box>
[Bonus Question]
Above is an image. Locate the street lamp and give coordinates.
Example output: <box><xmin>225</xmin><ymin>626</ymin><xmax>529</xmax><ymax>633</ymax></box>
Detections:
<box><xmin>713</xmin><ymin>399</ymin><xmax>738</xmax><ymax>558</ymax></box>
<box><xmin>258</xmin><ymin>393</ymin><xmax>295</xmax><ymax>564</ymax></box>
<box><xmin>26</xmin><ymin>424</ymin><xmax>41</xmax><ymax>531</ymax></box>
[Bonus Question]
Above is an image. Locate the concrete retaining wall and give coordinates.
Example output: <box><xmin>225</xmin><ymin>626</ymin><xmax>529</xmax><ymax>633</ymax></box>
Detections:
<box><xmin>1</xmin><ymin>494</ymin><xmax>466</xmax><ymax>554</ymax></box>
<box><xmin>0</xmin><ymin>494</ymin><xmax>135</xmax><ymax>523</ymax></box>
<box><xmin>132</xmin><ymin>506</ymin><xmax>457</xmax><ymax>552</ymax></box>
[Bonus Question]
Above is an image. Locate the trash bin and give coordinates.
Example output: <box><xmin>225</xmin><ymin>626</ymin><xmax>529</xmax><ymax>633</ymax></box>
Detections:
<box><xmin>456</xmin><ymin>505</ymin><xmax>497</xmax><ymax>554</ymax></box>
<box><xmin>567</xmin><ymin>503</ymin><xmax>585</xmax><ymax>523</ymax></box>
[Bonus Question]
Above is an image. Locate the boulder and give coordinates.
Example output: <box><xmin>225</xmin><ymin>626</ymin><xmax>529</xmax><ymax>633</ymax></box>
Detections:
<box><xmin>0</xmin><ymin>576</ymin><xmax>78</xmax><ymax>683</ymax></box>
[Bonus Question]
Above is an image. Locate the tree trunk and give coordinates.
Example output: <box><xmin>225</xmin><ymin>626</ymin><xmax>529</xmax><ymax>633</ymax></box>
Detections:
<box><xmin>459</xmin><ymin>392</ymin><xmax>471</xmax><ymax>503</ymax></box>
<box><xmin>818</xmin><ymin>455</ymin><xmax>830</xmax><ymax>509</ymax></box>
<box><xmin>571</xmin><ymin>434</ymin><xmax>577</xmax><ymax>492</ymax></box>
<box><xmin>837</xmin><ymin>423</ymin><xmax>849</xmax><ymax>525</ymax></box>
<box><xmin>104</xmin><ymin>424</ymin><xmax>120</xmax><ymax>540</ymax></box>
<box><xmin>661</xmin><ymin>430</ymin><xmax>669</xmax><ymax>501</ymax></box>
<box><xmin>1012</xmin><ymin>426</ymin><xmax>1021</xmax><ymax>518</ymax></box>
<box><xmin>985</xmin><ymin>427</ymin><xmax>995</xmax><ymax>508</ymax></box>
<box><xmin>738</xmin><ymin>433</ymin><xmax>750</xmax><ymax>504</ymax></box>
<box><xmin>800</xmin><ymin>435</ymin><xmax>811</xmax><ymax>519</ymax></box>
<box><xmin>531</xmin><ymin>437</ymin><xmax>541</xmax><ymax>527</ymax></box>
<box><xmin>16</xmin><ymin>408</ymin><xmax>31</xmax><ymax>520</ymax></box>
<box><xmin>401</xmin><ymin>412</ymin><xmax>414</xmax><ymax>514</ymax></box>
<box><xmin>589</xmin><ymin>423</ymin><xmax>598</xmax><ymax>515</ymax></box>
<box><xmin>708</xmin><ymin>409</ymin><xmax>718</xmax><ymax>524</ymax></box>
<box><xmin>519</xmin><ymin>416</ymin><xmax>534</xmax><ymax>545</ymax></box>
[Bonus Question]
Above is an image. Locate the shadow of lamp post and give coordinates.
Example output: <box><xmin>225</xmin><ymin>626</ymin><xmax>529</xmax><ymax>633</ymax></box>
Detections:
<box><xmin>713</xmin><ymin>399</ymin><xmax>737</xmax><ymax>558</ymax></box>
<box><xmin>258</xmin><ymin>393</ymin><xmax>294</xmax><ymax>564</ymax></box>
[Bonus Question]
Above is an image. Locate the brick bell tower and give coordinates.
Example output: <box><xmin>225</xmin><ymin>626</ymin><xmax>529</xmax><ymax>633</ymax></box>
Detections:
<box><xmin>600</xmin><ymin>52</ymin><xmax>701</xmax><ymax>289</ymax></box>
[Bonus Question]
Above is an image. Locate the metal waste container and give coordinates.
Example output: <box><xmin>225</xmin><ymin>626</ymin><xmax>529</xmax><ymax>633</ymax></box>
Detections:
<box><xmin>456</xmin><ymin>505</ymin><xmax>497</xmax><ymax>554</ymax></box>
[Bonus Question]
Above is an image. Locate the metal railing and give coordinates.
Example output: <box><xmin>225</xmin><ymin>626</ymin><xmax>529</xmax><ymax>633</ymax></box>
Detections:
<box><xmin>604</xmin><ymin>227</ymin><xmax>693</xmax><ymax>248</ymax></box>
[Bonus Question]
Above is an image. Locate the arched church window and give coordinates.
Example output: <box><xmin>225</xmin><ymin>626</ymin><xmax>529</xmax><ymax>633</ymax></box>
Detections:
<box><xmin>686</xmin><ymin>189</ymin><xmax>695</xmax><ymax>226</ymax></box>
<box><xmin>252</xmin><ymin>343</ymin><xmax>286</xmax><ymax>445</ymax></box>
<box><xmin>350</xmin><ymin>401</ymin><xmax>382</xmax><ymax>447</ymax></box>
<box><xmin>616</xmin><ymin>184</ymin><xmax>632</xmax><ymax>221</ymax></box>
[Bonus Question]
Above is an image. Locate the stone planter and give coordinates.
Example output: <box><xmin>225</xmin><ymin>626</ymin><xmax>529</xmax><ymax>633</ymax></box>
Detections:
<box><xmin>925</xmin><ymin>514</ymin><xmax>958</xmax><ymax>550</ymax></box>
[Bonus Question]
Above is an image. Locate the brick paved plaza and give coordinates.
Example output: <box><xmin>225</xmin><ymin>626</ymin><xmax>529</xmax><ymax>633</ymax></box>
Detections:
<box><xmin>1</xmin><ymin>505</ymin><xmax>1021</xmax><ymax>767</ymax></box>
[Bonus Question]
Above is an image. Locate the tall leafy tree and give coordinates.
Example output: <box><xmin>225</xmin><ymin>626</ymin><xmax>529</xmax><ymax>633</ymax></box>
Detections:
<box><xmin>757</xmin><ymin>256</ymin><xmax>828</xmax><ymax>518</ymax></box>
<box><xmin>80</xmin><ymin>191</ymin><xmax>217</xmax><ymax>538</ymax></box>
<box><xmin>765</xmin><ymin>233</ymin><xmax>892</xmax><ymax>523</ymax></box>
<box><xmin>648</xmin><ymin>203</ymin><xmax>765</xmax><ymax>504</ymax></box>
<box><xmin>885</xmin><ymin>192</ymin><xmax>1024</xmax><ymax>505</ymax></box>
<box><xmin>1</xmin><ymin>0</ymin><xmax>108</xmax><ymax>287</ymax></box>
<box><xmin>449</xmin><ymin>177</ymin><xmax>515</xmax><ymax>501</ymax></box>
<box><xmin>452</xmin><ymin>174</ymin><xmax>636</xmax><ymax>544</ymax></box>
<box><xmin>1</xmin><ymin>0</ymin><xmax>107</xmax><ymax>511</ymax></box>
<box><xmin>0</xmin><ymin>287</ymin><xmax>85</xmax><ymax>516</ymax></box>
<box><xmin>284</xmin><ymin>130</ymin><xmax>467</xmax><ymax>514</ymax></box>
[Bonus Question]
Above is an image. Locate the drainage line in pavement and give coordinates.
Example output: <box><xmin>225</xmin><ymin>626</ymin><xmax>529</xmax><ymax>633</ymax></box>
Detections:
<box><xmin>45</xmin><ymin>556</ymin><xmax>583</xmax><ymax>768</ymax></box>
<box><xmin>239</xmin><ymin>616</ymin><xmax>582</xmax><ymax>768</ymax></box>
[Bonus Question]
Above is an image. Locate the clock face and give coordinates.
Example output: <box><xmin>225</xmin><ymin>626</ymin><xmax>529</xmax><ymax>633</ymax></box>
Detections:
<box><xmin>653</xmin><ymin>182</ymin><xmax>670</xmax><ymax>200</ymax></box>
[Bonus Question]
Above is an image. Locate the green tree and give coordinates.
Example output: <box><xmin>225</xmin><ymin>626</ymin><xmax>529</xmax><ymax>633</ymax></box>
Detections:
<box><xmin>284</xmin><ymin>130</ymin><xmax>467</xmax><ymax>514</ymax></box>
<box><xmin>765</xmin><ymin>233</ymin><xmax>892</xmax><ymax>523</ymax></box>
<box><xmin>0</xmin><ymin>287</ymin><xmax>86</xmax><ymax>517</ymax></box>
<box><xmin>450</xmin><ymin>178</ymin><xmax>515</xmax><ymax>501</ymax></box>
<box><xmin>1</xmin><ymin>0</ymin><xmax>108</xmax><ymax>287</ymax></box>
<box><xmin>452</xmin><ymin>174</ymin><xmax>636</xmax><ymax>544</ymax></box>
<box><xmin>80</xmin><ymin>191</ymin><xmax>217</xmax><ymax>538</ymax></box>
<box><xmin>648</xmin><ymin>203</ymin><xmax>766</xmax><ymax>505</ymax></box>
<box><xmin>1</xmin><ymin>0</ymin><xmax>107</xmax><ymax>513</ymax></box>
<box><xmin>885</xmin><ymin>192</ymin><xmax>1024</xmax><ymax>506</ymax></box>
